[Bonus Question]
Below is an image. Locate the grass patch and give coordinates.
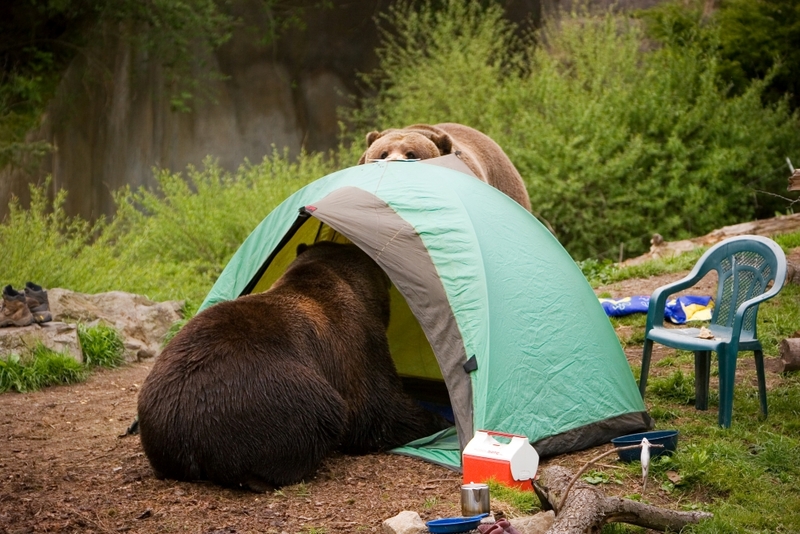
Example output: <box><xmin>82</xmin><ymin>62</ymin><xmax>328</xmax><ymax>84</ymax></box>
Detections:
<box><xmin>1</xmin><ymin>324</ymin><xmax>126</xmax><ymax>393</ymax></box>
<box><xmin>0</xmin><ymin>345</ymin><xmax>86</xmax><ymax>393</ymax></box>
<box><xmin>598</xmin><ymin>243</ymin><xmax>800</xmax><ymax>531</ymax></box>
<box><xmin>486</xmin><ymin>480</ymin><xmax>539</xmax><ymax>515</ymax></box>
<box><xmin>78</xmin><ymin>323</ymin><xmax>125</xmax><ymax>368</ymax></box>
<box><xmin>649</xmin><ymin>370</ymin><xmax>698</xmax><ymax>405</ymax></box>
<box><xmin>773</xmin><ymin>231</ymin><xmax>800</xmax><ymax>251</ymax></box>
<box><xmin>755</xmin><ymin>282</ymin><xmax>800</xmax><ymax>354</ymax></box>
<box><xmin>610</xmin><ymin>314</ymin><xmax>648</xmax><ymax>347</ymax></box>
<box><xmin>581</xmin><ymin>248</ymin><xmax>706</xmax><ymax>288</ymax></box>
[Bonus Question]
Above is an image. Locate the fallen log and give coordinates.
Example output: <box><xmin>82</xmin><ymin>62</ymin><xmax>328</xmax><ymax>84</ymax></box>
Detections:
<box><xmin>778</xmin><ymin>338</ymin><xmax>800</xmax><ymax>373</ymax></box>
<box><xmin>533</xmin><ymin>465</ymin><xmax>713</xmax><ymax>534</ymax></box>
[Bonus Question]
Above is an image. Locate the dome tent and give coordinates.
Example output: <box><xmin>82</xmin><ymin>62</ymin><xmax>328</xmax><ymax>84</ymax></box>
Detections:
<box><xmin>199</xmin><ymin>155</ymin><xmax>652</xmax><ymax>470</ymax></box>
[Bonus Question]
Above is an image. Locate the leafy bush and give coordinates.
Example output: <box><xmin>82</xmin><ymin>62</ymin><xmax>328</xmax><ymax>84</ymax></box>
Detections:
<box><xmin>349</xmin><ymin>0</ymin><xmax>522</xmax><ymax>136</ymax></box>
<box><xmin>0</xmin><ymin>50</ymin><xmax>58</xmax><ymax>169</ymax></box>
<box><xmin>0</xmin><ymin>177</ymin><xmax>102</xmax><ymax>291</ymax></box>
<box><xmin>0</xmin><ymin>151</ymin><xmax>334</xmax><ymax>308</ymax></box>
<box><xmin>640</xmin><ymin>0</ymin><xmax>800</xmax><ymax>111</ymax></box>
<box><xmin>353</xmin><ymin>0</ymin><xmax>800</xmax><ymax>260</ymax></box>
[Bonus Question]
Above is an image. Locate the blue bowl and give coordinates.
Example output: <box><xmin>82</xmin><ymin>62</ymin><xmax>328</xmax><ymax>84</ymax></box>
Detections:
<box><xmin>426</xmin><ymin>513</ymin><xmax>489</xmax><ymax>533</ymax></box>
<box><xmin>611</xmin><ymin>430</ymin><xmax>679</xmax><ymax>462</ymax></box>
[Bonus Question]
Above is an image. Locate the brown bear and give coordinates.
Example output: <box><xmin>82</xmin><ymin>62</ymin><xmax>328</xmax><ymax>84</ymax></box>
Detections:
<box><xmin>136</xmin><ymin>241</ymin><xmax>449</xmax><ymax>491</ymax></box>
<box><xmin>358</xmin><ymin>122</ymin><xmax>532</xmax><ymax>211</ymax></box>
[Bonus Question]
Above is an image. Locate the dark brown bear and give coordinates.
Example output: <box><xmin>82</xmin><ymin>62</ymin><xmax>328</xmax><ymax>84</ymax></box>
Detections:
<box><xmin>137</xmin><ymin>241</ymin><xmax>449</xmax><ymax>491</ymax></box>
<box><xmin>358</xmin><ymin>122</ymin><xmax>532</xmax><ymax>212</ymax></box>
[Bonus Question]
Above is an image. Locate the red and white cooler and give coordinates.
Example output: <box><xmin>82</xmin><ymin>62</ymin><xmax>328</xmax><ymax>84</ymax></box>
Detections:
<box><xmin>461</xmin><ymin>430</ymin><xmax>539</xmax><ymax>491</ymax></box>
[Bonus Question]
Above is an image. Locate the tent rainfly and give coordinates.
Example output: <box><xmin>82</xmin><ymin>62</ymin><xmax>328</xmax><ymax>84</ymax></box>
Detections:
<box><xmin>200</xmin><ymin>155</ymin><xmax>652</xmax><ymax>470</ymax></box>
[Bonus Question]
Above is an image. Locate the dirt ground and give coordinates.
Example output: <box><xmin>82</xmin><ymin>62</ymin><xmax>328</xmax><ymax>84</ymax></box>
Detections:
<box><xmin>2</xmin><ymin>250</ymin><xmax>798</xmax><ymax>534</ymax></box>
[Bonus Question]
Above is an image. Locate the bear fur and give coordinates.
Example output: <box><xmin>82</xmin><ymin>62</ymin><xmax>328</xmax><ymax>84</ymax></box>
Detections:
<box><xmin>136</xmin><ymin>241</ymin><xmax>449</xmax><ymax>491</ymax></box>
<box><xmin>358</xmin><ymin>122</ymin><xmax>531</xmax><ymax>211</ymax></box>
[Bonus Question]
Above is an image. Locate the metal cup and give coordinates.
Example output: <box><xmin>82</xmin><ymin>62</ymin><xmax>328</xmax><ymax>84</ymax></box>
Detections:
<box><xmin>460</xmin><ymin>482</ymin><xmax>490</xmax><ymax>517</ymax></box>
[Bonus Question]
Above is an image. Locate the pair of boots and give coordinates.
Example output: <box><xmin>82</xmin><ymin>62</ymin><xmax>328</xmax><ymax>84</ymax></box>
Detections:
<box><xmin>0</xmin><ymin>282</ymin><xmax>52</xmax><ymax>327</ymax></box>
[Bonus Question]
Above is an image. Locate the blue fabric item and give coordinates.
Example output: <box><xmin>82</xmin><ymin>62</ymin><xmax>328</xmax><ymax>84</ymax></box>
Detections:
<box><xmin>599</xmin><ymin>295</ymin><xmax>713</xmax><ymax>325</ymax></box>
<box><xmin>599</xmin><ymin>296</ymin><xmax>650</xmax><ymax>317</ymax></box>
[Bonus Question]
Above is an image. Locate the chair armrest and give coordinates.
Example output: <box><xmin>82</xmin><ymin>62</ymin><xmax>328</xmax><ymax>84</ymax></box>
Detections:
<box><xmin>730</xmin><ymin>279</ymin><xmax>785</xmax><ymax>338</ymax></box>
<box><xmin>645</xmin><ymin>271</ymin><xmax>707</xmax><ymax>331</ymax></box>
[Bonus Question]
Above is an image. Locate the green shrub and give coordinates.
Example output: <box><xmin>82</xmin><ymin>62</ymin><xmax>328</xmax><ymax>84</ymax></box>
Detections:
<box><xmin>512</xmin><ymin>11</ymin><xmax>798</xmax><ymax>260</ymax></box>
<box><xmin>0</xmin><ymin>150</ymin><xmax>335</xmax><ymax>307</ymax></box>
<box><xmin>78</xmin><ymin>323</ymin><xmax>125</xmax><ymax>368</ymax></box>
<box><xmin>352</xmin><ymin>0</ymin><xmax>800</xmax><ymax>260</ymax></box>
<box><xmin>640</xmin><ymin>0</ymin><xmax>800</xmax><ymax>111</ymax></box>
<box><xmin>0</xmin><ymin>177</ymin><xmax>102</xmax><ymax>291</ymax></box>
<box><xmin>576</xmin><ymin>258</ymin><xmax>617</xmax><ymax>286</ymax></box>
<box><xmin>349</xmin><ymin>0</ymin><xmax>522</xmax><ymax>135</ymax></box>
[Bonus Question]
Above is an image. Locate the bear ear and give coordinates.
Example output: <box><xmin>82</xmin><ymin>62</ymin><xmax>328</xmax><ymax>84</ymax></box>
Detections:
<box><xmin>366</xmin><ymin>131</ymin><xmax>381</xmax><ymax>147</ymax></box>
<box><xmin>296</xmin><ymin>243</ymin><xmax>309</xmax><ymax>256</ymax></box>
<box><xmin>433</xmin><ymin>133</ymin><xmax>453</xmax><ymax>155</ymax></box>
<box><xmin>359</xmin><ymin>131</ymin><xmax>382</xmax><ymax>164</ymax></box>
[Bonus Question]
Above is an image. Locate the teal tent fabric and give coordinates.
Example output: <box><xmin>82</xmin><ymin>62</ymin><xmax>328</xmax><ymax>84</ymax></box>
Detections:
<box><xmin>391</xmin><ymin>427</ymin><xmax>462</xmax><ymax>470</ymax></box>
<box><xmin>200</xmin><ymin>156</ymin><xmax>651</xmax><ymax>469</ymax></box>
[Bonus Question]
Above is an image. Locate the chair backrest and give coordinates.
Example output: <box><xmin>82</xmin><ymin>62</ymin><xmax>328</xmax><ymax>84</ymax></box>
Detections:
<box><xmin>697</xmin><ymin>236</ymin><xmax>787</xmax><ymax>336</ymax></box>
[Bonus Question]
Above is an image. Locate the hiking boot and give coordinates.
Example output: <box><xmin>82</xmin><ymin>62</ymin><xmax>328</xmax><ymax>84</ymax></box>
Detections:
<box><xmin>0</xmin><ymin>285</ymin><xmax>34</xmax><ymax>327</ymax></box>
<box><xmin>24</xmin><ymin>281</ymin><xmax>52</xmax><ymax>323</ymax></box>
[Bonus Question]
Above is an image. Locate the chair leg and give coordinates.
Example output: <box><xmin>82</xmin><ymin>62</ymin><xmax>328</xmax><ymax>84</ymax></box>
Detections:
<box><xmin>754</xmin><ymin>350</ymin><xmax>768</xmax><ymax>419</ymax></box>
<box><xmin>640</xmin><ymin>339</ymin><xmax>654</xmax><ymax>399</ymax></box>
<box><xmin>694</xmin><ymin>351</ymin><xmax>711</xmax><ymax>411</ymax></box>
<box><xmin>717</xmin><ymin>348</ymin><xmax>736</xmax><ymax>428</ymax></box>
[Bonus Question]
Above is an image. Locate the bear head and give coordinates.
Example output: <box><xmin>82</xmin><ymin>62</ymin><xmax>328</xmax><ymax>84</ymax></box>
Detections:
<box><xmin>358</xmin><ymin>127</ymin><xmax>453</xmax><ymax>164</ymax></box>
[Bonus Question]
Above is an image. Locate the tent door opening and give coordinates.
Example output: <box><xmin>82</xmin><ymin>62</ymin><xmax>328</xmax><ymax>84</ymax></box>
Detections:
<box><xmin>240</xmin><ymin>212</ymin><xmax>456</xmax><ymax>424</ymax></box>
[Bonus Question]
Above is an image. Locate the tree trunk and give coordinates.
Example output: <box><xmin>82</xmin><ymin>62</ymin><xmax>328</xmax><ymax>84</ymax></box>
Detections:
<box><xmin>533</xmin><ymin>466</ymin><xmax>713</xmax><ymax>534</ymax></box>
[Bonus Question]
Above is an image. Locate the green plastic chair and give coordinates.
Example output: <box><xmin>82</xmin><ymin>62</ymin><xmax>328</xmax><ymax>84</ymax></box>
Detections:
<box><xmin>638</xmin><ymin>235</ymin><xmax>787</xmax><ymax>428</ymax></box>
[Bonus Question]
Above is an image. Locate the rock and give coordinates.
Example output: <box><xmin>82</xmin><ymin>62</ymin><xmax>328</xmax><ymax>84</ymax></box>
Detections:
<box><xmin>48</xmin><ymin>288</ymin><xmax>184</xmax><ymax>361</ymax></box>
<box><xmin>0</xmin><ymin>288</ymin><xmax>183</xmax><ymax>363</ymax></box>
<box><xmin>509</xmin><ymin>511</ymin><xmax>556</xmax><ymax>534</ymax></box>
<box><xmin>382</xmin><ymin>510</ymin><xmax>426</xmax><ymax>534</ymax></box>
<box><xmin>0</xmin><ymin>322</ymin><xmax>82</xmax><ymax>362</ymax></box>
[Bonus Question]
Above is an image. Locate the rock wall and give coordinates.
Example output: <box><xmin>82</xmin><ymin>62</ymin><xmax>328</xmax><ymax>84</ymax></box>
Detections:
<box><xmin>0</xmin><ymin>0</ymin><xmax>384</xmax><ymax>222</ymax></box>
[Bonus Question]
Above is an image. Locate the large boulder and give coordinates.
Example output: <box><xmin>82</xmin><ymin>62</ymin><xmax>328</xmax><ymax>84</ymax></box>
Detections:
<box><xmin>48</xmin><ymin>289</ymin><xmax>184</xmax><ymax>361</ymax></box>
<box><xmin>0</xmin><ymin>322</ymin><xmax>82</xmax><ymax>361</ymax></box>
<box><xmin>0</xmin><ymin>289</ymin><xmax>183</xmax><ymax>363</ymax></box>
